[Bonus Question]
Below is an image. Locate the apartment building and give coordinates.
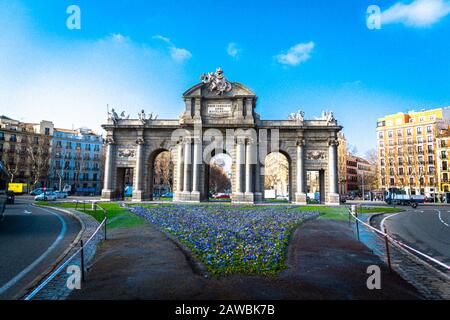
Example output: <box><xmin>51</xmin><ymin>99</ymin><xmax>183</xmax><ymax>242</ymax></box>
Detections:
<box><xmin>0</xmin><ymin>116</ymin><xmax>53</xmax><ymax>186</ymax></box>
<box><xmin>50</xmin><ymin>127</ymin><xmax>103</xmax><ymax>195</ymax></box>
<box><xmin>337</xmin><ymin>132</ymin><xmax>347</xmax><ymax>195</ymax></box>
<box><xmin>376</xmin><ymin>107</ymin><xmax>450</xmax><ymax>197</ymax></box>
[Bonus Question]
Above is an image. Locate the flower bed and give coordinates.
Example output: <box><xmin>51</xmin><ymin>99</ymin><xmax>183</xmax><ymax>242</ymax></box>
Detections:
<box><xmin>130</xmin><ymin>205</ymin><xmax>318</xmax><ymax>274</ymax></box>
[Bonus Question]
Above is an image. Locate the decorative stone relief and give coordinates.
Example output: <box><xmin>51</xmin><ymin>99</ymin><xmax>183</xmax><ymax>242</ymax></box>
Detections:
<box><xmin>200</xmin><ymin>67</ymin><xmax>232</xmax><ymax>95</ymax></box>
<box><xmin>306</xmin><ymin>151</ymin><xmax>326</xmax><ymax>160</ymax></box>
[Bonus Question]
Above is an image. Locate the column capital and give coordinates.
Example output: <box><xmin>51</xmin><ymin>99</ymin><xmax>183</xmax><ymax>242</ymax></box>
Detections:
<box><xmin>235</xmin><ymin>136</ymin><xmax>246</xmax><ymax>145</ymax></box>
<box><xmin>328</xmin><ymin>138</ymin><xmax>339</xmax><ymax>146</ymax></box>
<box><xmin>182</xmin><ymin>137</ymin><xmax>193</xmax><ymax>144</ymax></box>
<box><xmin>245</xmin><ymin>137</ymin><xmax>256</xmax><ymax>145</ymax></box>
<box><xmin>296</xmin><ymin>138</ymin><xmax>305</xmax><ymax>147</ymax></box>
<box><xmin>192</xmin><ymin>137</ymin><xmax>202</xmax><ymax>144</ymax></box>
<box><xmin>105</xmin><ymin>137</ymin><xmax>115</xmax><ymax>145</ymax></box>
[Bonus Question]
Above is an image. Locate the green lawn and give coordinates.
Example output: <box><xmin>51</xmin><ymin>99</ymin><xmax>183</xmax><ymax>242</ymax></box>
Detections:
<box><xmin>36</xmin><ymin>201</ymin><xmax>147</xmax><ymax>229</ymax></box>
<box><xmin>290</xmin><ymin>205</ymin><xmax>403</xmax><ymax>221</ymax></box>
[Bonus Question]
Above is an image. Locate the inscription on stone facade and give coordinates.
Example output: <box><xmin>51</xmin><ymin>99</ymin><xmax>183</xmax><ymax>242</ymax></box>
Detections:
<box><xmin>207</xmin><ymin>103</ymin><xmax>232</xmax><ymax>117</ymax></box>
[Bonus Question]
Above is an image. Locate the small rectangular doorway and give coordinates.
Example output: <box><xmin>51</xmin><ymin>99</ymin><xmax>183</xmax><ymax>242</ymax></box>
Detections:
<box><xmin>116</xmin><ymin>167</ymin><xmax>134</xmax><ymax>200</ymax></box>
<box><xmin>306</xmin><ymin>170</ymin><xmax>325</xmax><ymax>204</ymax></box>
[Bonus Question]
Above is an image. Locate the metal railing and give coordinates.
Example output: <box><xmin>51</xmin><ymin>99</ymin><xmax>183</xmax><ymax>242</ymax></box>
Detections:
<box><xmin>348</xmin><ymin>206</ymin><xmax>450</xmax><ymax>273</ymax></box>
<box><xmin>23</xmin><ymin>204</ymin><xmax>107</xmax><ymax>300</ymax></box>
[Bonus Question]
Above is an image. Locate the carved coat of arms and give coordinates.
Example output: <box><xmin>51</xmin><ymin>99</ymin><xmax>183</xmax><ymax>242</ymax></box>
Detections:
<box><xmin>118</xmin><ymin>149</ymin><xmax>135</xmax><ymax>158</ymax></box>
<box><xmin>200</xmin><ymin>67</ymin><xmax>232</xmax><ymax>95</ymax></box>
<box><xmin>307</xmin><ymin>151</ymin><xmax>326</xmax><ymax>160</ymax></box>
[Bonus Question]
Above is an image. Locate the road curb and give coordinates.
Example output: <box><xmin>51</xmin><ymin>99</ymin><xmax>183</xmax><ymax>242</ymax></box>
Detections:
<box><xmin>17</xmin><ymin>204</ymin><xmax>99</xmax><ymax>300</ymax></box>
<box><xmin>368</xmin><ymin>211</ymin><xmax>450</xmax><ymax>298</ymax></box>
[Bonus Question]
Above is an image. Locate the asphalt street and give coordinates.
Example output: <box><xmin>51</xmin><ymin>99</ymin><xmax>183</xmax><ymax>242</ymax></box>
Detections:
<box><xmin>373</xmin><ymin>205</ymin><xmax>450</xmax><ymax>267</ymax></box>
<box><xmin>0</xmin><ymin>197</ymin><xmax>80</xmax><ymax>299</ymax></box>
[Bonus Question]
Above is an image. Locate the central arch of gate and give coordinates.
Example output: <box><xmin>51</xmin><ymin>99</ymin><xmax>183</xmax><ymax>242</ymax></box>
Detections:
<box><xmin>101</xmin><ymin>69</ymin><xmax>342</xmax><ymax>205</ymax></box>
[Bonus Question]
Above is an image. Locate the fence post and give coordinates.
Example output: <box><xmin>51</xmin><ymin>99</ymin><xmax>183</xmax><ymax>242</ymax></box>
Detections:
<box><xmin>80</xmin><ymin>240</ymin><xmax>85</xmax><ymax>282</ymax></box>
<box><xmin>355</xmin><ymin>208</ymin><xmax>360</xmax><ymax>241</ymax></box>
<box><xmin>383</xmin><ymin>227</ymin><xmax>392</xmax><ymax>273</ymax></box>
<box><xmin>103</xmin><ymin>208</ymin><xmax>107</xmax><ymax>240</ymax></box>
<box><xmin>75</xmin><ymin>201</ymin><xmax>78</xmax><ymax>210</ymax></box>
<box><xmin>83</xmin><ymin>200</ymin><xmax>86</xmax><ymax>212</ymax></box>
<box><xmin>348</xmin><ymin>206</ymin><xmax>352</xmax><ymax>225</ymax></box>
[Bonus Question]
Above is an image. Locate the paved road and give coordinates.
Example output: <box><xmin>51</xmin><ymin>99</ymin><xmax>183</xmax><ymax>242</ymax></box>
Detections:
<box><xmin>372</xmin><ymin>206</ymin><xmax>450</xmax><ymax>267</ymax></box>
<box><xmin>0</xmin><ymin>197</ymin><xmax>80</xmax><ymax>299</ymax></box>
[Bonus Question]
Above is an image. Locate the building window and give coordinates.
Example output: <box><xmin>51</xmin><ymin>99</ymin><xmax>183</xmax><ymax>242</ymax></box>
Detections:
<box><xmin>378</xmin><ymin>132</ymin><xmax>384</xmax><ymax>139</ymax></box>
<box><xmin>417</xmin><ymin>127</ymin><xmax>422</xmax><ymax>135</ymax></box>
<box><xmin>45</xmin><ymin>127</ymin><xmax>50</xmax><ymax>135</ymax></box>
<box><xmin>388</xmin><ymin>131</ymin><xmax>393</xmax><ymax>138</ymax></box>
<box><xmin>407</xmin><ymin>128</ymin><xmax>412</xmax><ymax>136</ymax></box>
<box><xmin>427</xmin><ymin>136</ymin><xmax>433</xmax><ymax>143</ymax></box>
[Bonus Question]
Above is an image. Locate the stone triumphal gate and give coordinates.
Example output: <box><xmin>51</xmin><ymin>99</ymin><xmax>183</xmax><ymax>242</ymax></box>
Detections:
<box><xmin>101</xmin><ymin>69</ymin><xmax>342</xmax><ymax>205</ymax></box>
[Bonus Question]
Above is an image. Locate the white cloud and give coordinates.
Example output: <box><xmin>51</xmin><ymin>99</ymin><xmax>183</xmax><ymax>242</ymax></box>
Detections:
<box><xmin>110</xmin><ymin>33</ymin><xmax>129</xmax><ymax>43</ymax></box>
<box><xmin>381</xmin><ymin>0</ymin><xmax>450</xmax><ymax>27</ymax></box>
<box><xmin>170</xmin><ymin>47</ymin><xmax>192</xmax><ymax>63</ymax></box>
<box><xmin>275</xmin><ymin>42</ymin><xmax>315</xmax><ymax>66</ymax></box>
<box><xmin>0</xmin><ymin>5</ymin><xmax>190</xmax><ymax>136</ymax></box>
<box><xmin>227</xmin><ymin>42</ymin><xmax>241</xmax><ymax>58</ymax></box>
<box><xmin>152</xmin><ymin>35</ymin><xmax>171</xmax><ymax>44</ymax></box>
<box><xmin>153</xmin><ymin>35</ymin><xmax>192</xmax><ymax>63</ymax></box>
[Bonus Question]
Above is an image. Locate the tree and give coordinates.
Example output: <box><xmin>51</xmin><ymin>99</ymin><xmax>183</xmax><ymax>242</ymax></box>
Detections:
<box><xmin>154</xmin><ymin>151</ymin><xmax>173</xmax><ymax>191</ymax></box>
<box><xmin>209</xmin><ymin>164</ymin><xmax>231</xmax><ymax>194</ymax></box>
<box><xmin>364</xmin><ymin>148</ymin><xmax>379</xmax><ymax>191</ymax></box>
<box><xmin>264</xmin><ymin>153</ymin><xmax>289</xmax><ymax>190</ymax></box>
<box><xmin>27</xmin><ymin>136</ymin><xmax>51</xmax><ymax>187</ymax></box>
<box><xmin>4</xmin><ymin>148</ymin><xmax>20</xmax><ymax>183</ymax></box>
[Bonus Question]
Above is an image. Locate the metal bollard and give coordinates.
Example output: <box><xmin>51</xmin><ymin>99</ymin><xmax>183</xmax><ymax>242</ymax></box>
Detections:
<box><xmin>92</xmin><ymin>201</ymin><xmax>97</xmax><ymax>211</ymax></box>
<box><xmin>383</xmin><ymin>227</ymin><xmax>392</xmax><ymax>273</ymax></box>
<box><xmin>103</xmin><ymin>208</ymin><xmax>107</xmax><ymax>240</ymax></box>
<box><xmin>355</xmin><ymin>209</ymin><xmax>360</xmax><ymax>241</ymax></box>
<box><xmin>80</xmin><ymin>240</ymin><xmax>85</xmax><ymax>282</ymax></box>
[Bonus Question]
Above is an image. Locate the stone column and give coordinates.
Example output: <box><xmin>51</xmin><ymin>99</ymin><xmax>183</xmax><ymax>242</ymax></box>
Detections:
<box><xmin>294</xmin><ymin>138</ymin><xmax>307</xmax><ymax>204</ymax></box>
<box><xmin>327</xmin><ymin>138</ymin><xmax>340</xmax><ymax>205</ymax></box>
<box><xmin>254</xmin><ymin>142</ymin><xmax>263</xmax><ymax>202</ymax></box>
<box><xmin>191</xmin><ymin>137</ymin><xmax>202</xmax><ymax>201</ymax></box>
<box><xmin>183</xmin><ymin>138</ymin><xmax>192</xmax><ymax>194</ymax></box>
<box><xmin>132</xmin><ymin>137</ymin><xmax>145</xmax><ymax>202</ymax></box>
<box><xmin>101</xmin><ymin>137</ymin><xmax>115</xmax><ymax>200</ymax></box>
<box><xmin>174</xmin><ymin>141</ymin><xmax>184</xmax><ymax>200</ymax></box>
<box><xmin>245</xmin><ymin>138</ymin><xmax>255</xmax><ymax>202</ymax></box>
<box><xmin>234</xmin><ymin>137</ymin><xmax>245</xmax><ymax>200</ymax></box>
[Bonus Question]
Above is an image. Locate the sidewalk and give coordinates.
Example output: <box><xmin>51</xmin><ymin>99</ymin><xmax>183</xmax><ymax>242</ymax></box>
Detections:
<box><xmin>69</xmin><ymin>219</ymin><xmax>422</xmax><ymax>300</ymax></box>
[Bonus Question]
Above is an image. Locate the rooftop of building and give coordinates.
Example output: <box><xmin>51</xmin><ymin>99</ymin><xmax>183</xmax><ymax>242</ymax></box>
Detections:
<box><xmin>377</xmin><ymin>106</ymin><xmax>450</xmax><ymax>122</ymax></box>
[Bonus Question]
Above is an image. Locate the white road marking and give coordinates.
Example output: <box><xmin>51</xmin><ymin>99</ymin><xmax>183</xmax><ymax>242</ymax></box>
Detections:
<box><xmin>0</xmin><ymin>207</ymin><xmax>67</xmax><ymax>296</ymax></box>
<box><xmin>435</xmin><ymin>210</ymin><xmax>450</xmax><ymax>228</ymax></box>
<box><xmin>380</xmin><ymin>211</ymin><xmax>402</xmax><ymax>233</ymax></box>
<box><xmin>24</xmin><ymin>210</ymin><xmax>32</xmax><ymax>215</ymax></box>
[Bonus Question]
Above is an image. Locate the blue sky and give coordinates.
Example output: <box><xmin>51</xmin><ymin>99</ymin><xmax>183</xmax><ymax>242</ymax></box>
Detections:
<box><xmin>1</xmin><ymin>0</ymin><xmax>449</xmax><ymax>155</ymax></box>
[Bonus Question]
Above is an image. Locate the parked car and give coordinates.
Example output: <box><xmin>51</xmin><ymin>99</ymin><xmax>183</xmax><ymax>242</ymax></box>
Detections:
<box><xmin>6</xmin><ymin>191</ymin><xmax>15</xmax><ymax>204</ymax></box>
<box><xmin>34</xmin><ymin>192</ymin><xmax>57</xmax><ymax>201</ymax></box>
<box><xmin>30</xmin><ymin>188</ymin><xmax>54</xmax><ymax>196</ymax></box>
<box><xmin>54</xmin><ymin>191</ymin><xmax>68</xmax><ymax>199</ymax></box>
<box><xmin>124</xmin><ymin>185</ymin><xmax>133</xmax><ymax>197</ymax></box>
<box><xmin>161</xmin><ymin>192</ymin><xmax>173</xmax><ymax>198</ymax></box>
<box><xmin>340</xmin><ymin>195</ymin><xmax>347</xmax><ymax>203</ymax></box>
<box><xmin>213</xmin><ymin>193</ymin><xmax>231</xmax><ymax>199</ymax></box>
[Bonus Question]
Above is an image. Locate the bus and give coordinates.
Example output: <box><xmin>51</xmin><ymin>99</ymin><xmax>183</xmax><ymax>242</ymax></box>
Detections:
<box><xmin>0</xmin><ymin>161</ymin><xmax>9</xmax><ymax>219</ymax></box>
